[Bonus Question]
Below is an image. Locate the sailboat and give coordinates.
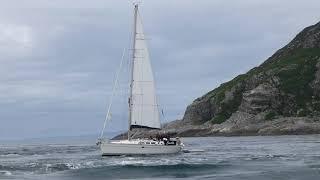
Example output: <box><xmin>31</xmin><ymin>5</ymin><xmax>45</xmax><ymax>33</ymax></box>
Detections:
<box><xmin>97</xmin><ymin>4</ymin><xmax>183</xmax><ymax>156</ymax></box>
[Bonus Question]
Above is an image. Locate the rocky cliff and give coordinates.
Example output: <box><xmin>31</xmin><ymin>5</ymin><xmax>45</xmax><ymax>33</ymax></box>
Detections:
<box><xmin>115</xmin><ymin>21</ymin><xmax>320</xmax><ymax>139</ymax></box>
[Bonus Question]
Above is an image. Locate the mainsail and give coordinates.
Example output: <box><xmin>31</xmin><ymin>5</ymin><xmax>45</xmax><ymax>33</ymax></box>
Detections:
<box><xmin>129</xmin><ymin>5</ymin><xmax>161</xmax><ymax>129</ymax></box>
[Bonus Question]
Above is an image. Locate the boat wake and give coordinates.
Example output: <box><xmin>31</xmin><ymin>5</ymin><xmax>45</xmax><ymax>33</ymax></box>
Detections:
<box><xmin>0</xmin><ymin>143</ymin><xmax>215</xmax><ymax>179</ymax></box>
<box><xmin>2</xmin><ymin>136</ymin><xmax>320</xmax><ymax>179</ymax></box>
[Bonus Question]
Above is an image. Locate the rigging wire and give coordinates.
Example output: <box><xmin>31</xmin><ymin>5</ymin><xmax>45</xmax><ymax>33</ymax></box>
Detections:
<box><xmin>99</xmin><ymin>48</ymin><xmax>126</xmax><ymax>139</ymax></box>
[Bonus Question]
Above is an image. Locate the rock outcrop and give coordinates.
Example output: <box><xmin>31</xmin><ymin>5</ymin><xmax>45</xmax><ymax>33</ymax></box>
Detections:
<box><xmin>114</xmin><ymin>21</ymin><xmax>320</xmax><ymax>139</ymax></box>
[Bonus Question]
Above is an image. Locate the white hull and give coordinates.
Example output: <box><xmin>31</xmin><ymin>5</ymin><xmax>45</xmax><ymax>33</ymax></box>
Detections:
<box><xmin>100</xmin><ymin>139</ymin><xmax>182</xmax><ymax>156</ymax></box>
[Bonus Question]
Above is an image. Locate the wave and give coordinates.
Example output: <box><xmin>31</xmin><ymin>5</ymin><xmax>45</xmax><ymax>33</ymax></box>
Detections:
<box><xmin>0</xmin><ymin>153</ymin><xmax>21</xmax><ymax>158</ymax></box>
<box><xmin>120</xmin><ymin>163</ymin><xmax>226</xmax><ymax>170</ymax></box>
<box><xmin>244</xmin><ymin>154</ymin><xmax>296</xmax><ymax>161</ymax></box>
<box><xmin>0</xmin><ymin>170</ymin><xmax>12</xmax><ymax>176</ymax></box>
<box><xmin>45</xmin><ymin>163</ymin><xmax>81</xmax><ymax>172</ymax></box>
<box><xmin>63</xmin><ymin>163</ymin><xmax>229</xmax><ymax>179</ymax></box>
<box><xmin>0</xmin><ymin>145</ymin><xmax>97</xmax><ymax>157</ymax></box>
<box><xmin>0</xmin><ymin>162</ymin><xmax>81</xmax><ymax>174</ymax></box>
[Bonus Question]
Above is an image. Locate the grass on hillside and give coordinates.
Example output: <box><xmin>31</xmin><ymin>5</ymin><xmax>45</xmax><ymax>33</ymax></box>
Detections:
<box><xmin>207</xmin><ymin>48</ymin><xmax>320</xmax><ymax>124</ymax></box>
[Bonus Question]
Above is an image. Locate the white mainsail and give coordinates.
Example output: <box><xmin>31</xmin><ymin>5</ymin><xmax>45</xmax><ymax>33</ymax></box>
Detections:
<box><xmin>98</xmin><ymin>4</ymin><xmax>183</xmax><ymax>156</ymax></box>
<box><xmin>129</xmin><ymin>5</ymin><xmax>161</xmax><ymax>129</ymax></box>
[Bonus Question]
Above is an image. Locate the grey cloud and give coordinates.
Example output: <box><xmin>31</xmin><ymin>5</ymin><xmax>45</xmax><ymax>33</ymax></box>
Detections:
<box><xmin>0</xmin><ymin>0</ymin><xmax>319</xmax><ymax>140</ymax></box>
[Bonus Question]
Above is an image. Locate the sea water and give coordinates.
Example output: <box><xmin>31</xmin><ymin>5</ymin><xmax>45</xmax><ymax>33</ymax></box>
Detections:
<box><xmin>1</xmin><ymin>135</ymin><xmax>320</xmax><ymax>180</ymax></box>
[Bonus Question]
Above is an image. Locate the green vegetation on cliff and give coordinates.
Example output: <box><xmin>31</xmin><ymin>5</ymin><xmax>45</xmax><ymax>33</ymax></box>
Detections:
<box><xmin>182</xmin><ymin>22</ymin><xmax>320</xmax><ymax>127</ymax></box>
<box><xmin>207</xmin><ymin>48</ymin><xmax>320</xmax><ymax>124</ymax></box>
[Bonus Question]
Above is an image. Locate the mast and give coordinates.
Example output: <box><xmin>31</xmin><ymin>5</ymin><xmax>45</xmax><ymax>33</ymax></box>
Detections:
<box><xmin>128</xmin><ymin>3</ymin><xmax>161</xmax><ymax>133</ymax></box>
<box><xmin>128</xmin><ymin>4</ymin><xmax>139</xmax><ymax>140</ymax></box>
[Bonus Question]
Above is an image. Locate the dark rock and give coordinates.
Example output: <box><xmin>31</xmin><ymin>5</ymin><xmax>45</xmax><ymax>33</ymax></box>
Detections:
<box><xmin>312</xmin><ymin>60</ymin><xmax>320</xmax><ymax>97</ymax></box>
<box><xmin>173</xmin><ymin>21</ymin><xmax>320</xmax><ymax>137</ymax></box>
<box><xmin>114</xmin><ymin>22</ymin><xmax>320</xmax><ymax>139</ymax></box>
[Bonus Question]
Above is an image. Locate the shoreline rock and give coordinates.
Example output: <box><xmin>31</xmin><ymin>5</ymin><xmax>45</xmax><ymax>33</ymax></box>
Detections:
<box><xmin>113</xmin><ymin>115</ymin><xmax>320</xmax><ymax>139</ymax></box>
<box><xmin>114</xmin><ymin>22</ymin><xmax>320</xmax><ymax>139</ymax></box>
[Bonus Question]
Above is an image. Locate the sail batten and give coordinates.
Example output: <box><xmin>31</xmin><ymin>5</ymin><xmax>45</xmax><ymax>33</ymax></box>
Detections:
<box><xmin>129</xmin><ymin>6</ymin><xmax>161</xmax><ymax>129</ymax></box>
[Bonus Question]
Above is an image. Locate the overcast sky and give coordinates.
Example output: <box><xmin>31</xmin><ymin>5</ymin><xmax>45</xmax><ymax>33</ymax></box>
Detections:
<box><xmin>0</xmin><ymin>0</ymin><xmax>319</xmax><ymax>140</ymax></box>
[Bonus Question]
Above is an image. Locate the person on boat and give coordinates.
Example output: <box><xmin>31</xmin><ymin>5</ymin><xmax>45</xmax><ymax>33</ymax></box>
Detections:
<box><xmin>176</xmin><ymin>137</ymin><xmax>181</xmax><ymax>145</ymax></box>
<box><xmin>163</xmin><ymin>137</ymin><xmax>168</xmax><ymax>145</ymax></box>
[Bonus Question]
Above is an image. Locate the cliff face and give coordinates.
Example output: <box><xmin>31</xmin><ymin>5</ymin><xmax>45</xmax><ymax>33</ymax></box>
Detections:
<box><xmin>158</xmin><ymin>23</ymin><xmax>320</xmax><ymax>135</ymax></box>
<box><xmin>174</xmin><ymin>21</ymin><xmax>320</xmax><ymax>136</ymax></box>
<box><xmin>186</xmin><ymin>23</ymin><xmax>320</xmax><ymax>117</ymax></box>
<box><xmin>114</xmin><ymin>22</ymin><xmax>320</xmax><ymax>139</ymax></box>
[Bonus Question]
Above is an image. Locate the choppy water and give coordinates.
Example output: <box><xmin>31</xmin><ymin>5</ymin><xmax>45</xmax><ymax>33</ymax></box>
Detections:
<box><xmin>1</xmin><ymin>135</ymin><xmax>320</xmax><ymax>180</ymax></box>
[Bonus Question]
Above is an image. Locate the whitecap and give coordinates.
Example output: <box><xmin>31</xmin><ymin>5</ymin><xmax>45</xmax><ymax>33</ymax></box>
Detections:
<box><xmin>84</xmin><ymin>161</ymin><xmax>94</xmax><ymax>167</ymax></box>
<box><xmin>45</xmin><ymin>163</ymin><xmax>52</xmax><ymax>172</ymax></box>
<box><xmin>0</xmin><ymin>153</ymin><xmax>21</xmax><ymax>158</ymax></box>
<box><xmin>120</xmin><ymin>160</ymin><xmax>142</xmax><ymax>166</ymax></box>
<box><xmin>0</xmin><ymin>170</ymin><xmax>12</xmax><ymax>176</ymax></box>
<box><xmin>65</xmin><ymin>163</ymin><xmax>80</xmax><ymax>170</ymax></box>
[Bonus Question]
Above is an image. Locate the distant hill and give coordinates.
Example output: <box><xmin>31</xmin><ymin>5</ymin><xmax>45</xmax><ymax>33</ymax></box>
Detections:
<box><xmin>122</xmin><ymin>21</ymin><xmax>320</xmax><ymax>138</ymax></box>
